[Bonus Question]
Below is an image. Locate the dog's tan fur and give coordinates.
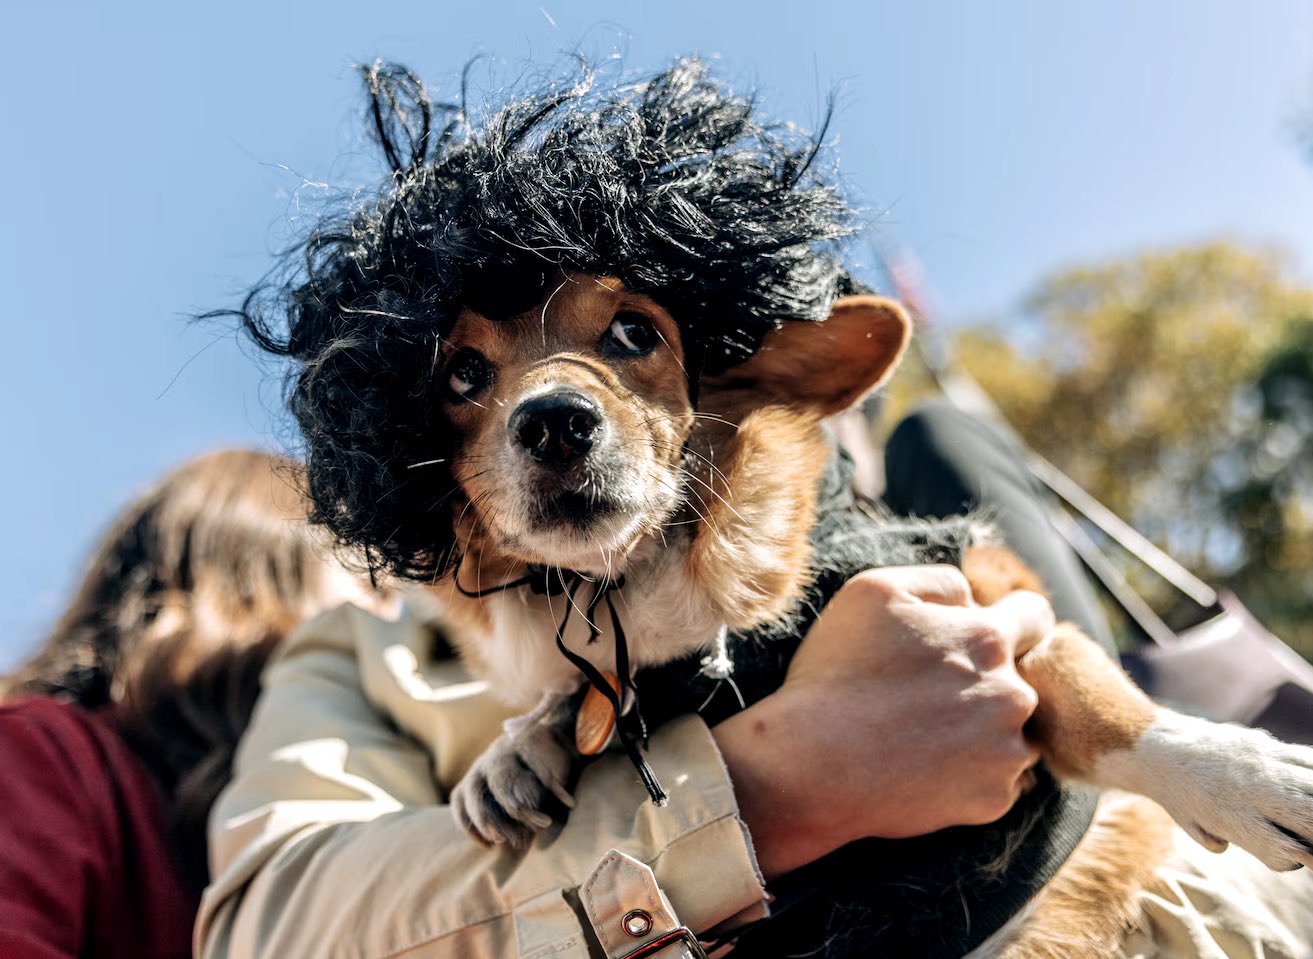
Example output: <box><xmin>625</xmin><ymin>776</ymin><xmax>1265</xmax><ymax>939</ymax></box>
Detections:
<box><xmin>682</xmin><ymin>293</ymin><xmax>911</xmax><ymax>629</ymax></box>
<box><xmin>685</xmin><ymin>406</ymin><xmax>831</xmax><ymax>630</ymax></box>
<box><xmin>963</xmin><ymin>544</ymin><xmax>1171</xmax><ymax>957</ymax></box>
<box><xmin>704</xmin><ymin>294</ymin><xmax>912</xmax><ymax>419</ymax></box>
<box><xmin>1021</xmin><ymin>624</ymin><xmax>1158</xmax><ymax>780</ymax></box>
<box><xmin>962</xmin><ymin>544</ymin><xmax>1157</xmax><ymax>778</ymax></box>
<box><xmin>436</xmin><ymin>273</ymin><xmax>1313</xmax><ymax>954</ymax></box>
<box><xmin>988</xmin><ymin>796</ymin><xmax>1178</xmax><ymax>959</ymax></box>
<box><xmin>962</xmin><ymin>543</ymin><xmax>1046</xmax><ymax>604</ymax></box>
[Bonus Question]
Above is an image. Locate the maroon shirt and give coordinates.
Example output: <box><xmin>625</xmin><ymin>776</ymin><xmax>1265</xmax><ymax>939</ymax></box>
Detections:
<box><xmin>0</xmin><ymin>698</ymin><xmax>196</xmax><ymax>959</ymax></box>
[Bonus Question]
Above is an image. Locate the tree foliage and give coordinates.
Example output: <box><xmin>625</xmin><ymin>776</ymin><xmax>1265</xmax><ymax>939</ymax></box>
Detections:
<box><xmin>938</xmin><ymin>242</ymin><xmax>1313</xmax><ymax>654</ymax></box>
<box><xmin>1222</xmin><ymin>316</ymin><xmax>1313</xmax><ymax>649</ymax></box>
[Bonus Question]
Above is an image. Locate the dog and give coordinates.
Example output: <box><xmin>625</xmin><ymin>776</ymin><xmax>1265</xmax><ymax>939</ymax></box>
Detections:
<box><xmin>431</xmin><ymin>270</ymin><xmax>1313</xmax><ymax>946</ymax></box>
<box><xmin>241</xmin><ymin>60</ymin><xmax>1313</xmax><ymax>958</ymax></box>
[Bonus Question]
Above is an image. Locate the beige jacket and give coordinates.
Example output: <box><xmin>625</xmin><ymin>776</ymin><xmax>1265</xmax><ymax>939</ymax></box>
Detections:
<box><xmin>197</xmin><ymin>603</ymin><xmax>768</xmax><ymax>959</ymax></box>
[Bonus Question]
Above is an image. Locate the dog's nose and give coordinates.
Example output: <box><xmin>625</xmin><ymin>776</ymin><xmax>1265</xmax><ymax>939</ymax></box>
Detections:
<box><xmin>510</xmin><ymin>392</ymin><xmax>601</xmax><ymax>467</ymax></box>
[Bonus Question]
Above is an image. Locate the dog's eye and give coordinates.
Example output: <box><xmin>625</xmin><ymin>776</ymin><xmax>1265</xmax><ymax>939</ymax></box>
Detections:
<box><xmin>605</xmin><ymin>313</ymin><xmax>658</xmax><ymax>356</ymax></box>
<box><xmin>447</xmin><ymin>351</ymin><xmax>494</xmax><ymax>401</ymax></box>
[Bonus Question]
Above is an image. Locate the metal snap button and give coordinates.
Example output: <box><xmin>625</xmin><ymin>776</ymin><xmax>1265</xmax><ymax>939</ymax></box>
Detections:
<box><xmin>622</xmin><ymin>909</ymin><xmax>654</xmax><ymax>938</ymax></box>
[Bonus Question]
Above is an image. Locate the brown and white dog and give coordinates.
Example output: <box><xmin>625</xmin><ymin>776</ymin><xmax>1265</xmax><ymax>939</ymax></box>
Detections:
<box><xmin>433</xmin><ymin>271</ymin><xmax>1313</xmax><ymax>957</ymax></box>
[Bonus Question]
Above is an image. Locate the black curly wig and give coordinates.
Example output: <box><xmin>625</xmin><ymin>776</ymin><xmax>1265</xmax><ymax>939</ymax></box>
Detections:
<box><xmin>238</xmin><ymin>57</ymin><xmax>863</xmax><ymax>581</ymax></box>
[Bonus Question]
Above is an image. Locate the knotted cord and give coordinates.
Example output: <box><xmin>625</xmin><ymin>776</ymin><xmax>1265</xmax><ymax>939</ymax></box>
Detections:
<box><xmin>453</xmin><ymin>556</ymin><xmax>667</xmax><ymax>806</ymax></box>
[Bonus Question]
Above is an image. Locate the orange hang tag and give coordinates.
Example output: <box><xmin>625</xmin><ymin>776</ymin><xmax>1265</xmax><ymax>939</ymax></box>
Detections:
<box><xmin>575</xmin><ymin>671</ymin><xmax>620</xmax><ymax>756</ymax></box>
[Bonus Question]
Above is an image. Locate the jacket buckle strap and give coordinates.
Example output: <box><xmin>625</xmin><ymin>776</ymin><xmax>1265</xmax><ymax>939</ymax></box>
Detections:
<box><xmin>582</xmin><ymin>849</ymin><xmax>708</xmax><ymax>959</ymax></box>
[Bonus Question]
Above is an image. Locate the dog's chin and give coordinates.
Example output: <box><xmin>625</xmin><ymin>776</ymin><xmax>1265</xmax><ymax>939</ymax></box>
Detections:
<box><xmin>534</xmin><ymin>490</ymin><xmax>621</xmax><ymax>528</ymax></box>
<box><xmin>504</xmin><ymin>493</ymin><xmax>663</xmax><ymax>574</ymax></box>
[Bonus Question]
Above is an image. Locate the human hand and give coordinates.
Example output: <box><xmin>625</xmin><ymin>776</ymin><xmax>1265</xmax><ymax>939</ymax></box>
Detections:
<box><xmin>713</xmin><ymin>564</ymin><xmax>1053</xmax><ymax>879</ymax></box>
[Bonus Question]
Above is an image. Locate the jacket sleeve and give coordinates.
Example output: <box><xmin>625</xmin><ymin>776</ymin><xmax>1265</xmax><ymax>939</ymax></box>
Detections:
<box><xmin>196</xmin><ymin>604</ymin><xmax>768</xmax><ymax>959</ymax></box>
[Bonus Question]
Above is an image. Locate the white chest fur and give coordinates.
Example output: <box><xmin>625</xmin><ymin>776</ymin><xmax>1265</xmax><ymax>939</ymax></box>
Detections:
<box><xmin>457</xmin><ymin>540</ymin><xmax>726</xmax><ymax>707</ymax></box>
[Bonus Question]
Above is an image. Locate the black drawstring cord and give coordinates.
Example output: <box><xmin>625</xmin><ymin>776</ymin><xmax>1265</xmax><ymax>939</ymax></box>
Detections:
<box><xmin>582</xmin><ymin>576</ymin><xmax>610</xmax><ymax>642</ymax></box>
<box><xmin>548</xmin><ymin>574</ymin><xmax>667</xmax><ymax>806</ymax></box>
<box><xmin>451</xmin><ymin>551</ymin><xmax>546</xmax><ymax>598</ymax></box>
<box><xmin>453</xmin><ymin>553</ymin><xmax>667</xmax><ymax>806</ymax></box>
<box><xmin>604</xmin><ymin>588</ymin><xmax>651</xmax><ymax>747</ymax></box>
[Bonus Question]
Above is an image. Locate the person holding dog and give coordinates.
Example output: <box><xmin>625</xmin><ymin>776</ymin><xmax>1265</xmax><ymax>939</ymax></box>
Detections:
<box><xmin>196</xmin><ymin>61</ymin><xmax>1086</xmax><ymax>959</ymax></box>
<box><xmin>199</xmin><ymin>61</ymin><xmax>1312</xmax><ymax>959</ymax></box>
<box><xmin>0</xmin><ymin>450</ymin><xmax>393</xmax><ymax>959</ymax></box>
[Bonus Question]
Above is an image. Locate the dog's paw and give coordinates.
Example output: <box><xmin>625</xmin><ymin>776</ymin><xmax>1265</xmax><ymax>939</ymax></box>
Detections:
<box><xmin>1101</xmin><ymin>712</ymin><xmax>1313</xmax><ymax>871</ymax></box>
<box><xmin>450</xmin><ymin>723</ymin><xmax>576</xmax><ymax>846</ymax></box>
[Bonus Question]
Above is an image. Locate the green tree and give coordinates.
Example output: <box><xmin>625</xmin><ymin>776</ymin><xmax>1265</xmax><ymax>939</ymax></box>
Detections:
<box><xmin>946</xmin><ymin>242</ymin><xmax>1313</xmax><ymax>654</ymax></box>
<box><xmin>1222</xmin><ymin>317</ymin><xmax>1313</xmax><ymax>650</ymax></box>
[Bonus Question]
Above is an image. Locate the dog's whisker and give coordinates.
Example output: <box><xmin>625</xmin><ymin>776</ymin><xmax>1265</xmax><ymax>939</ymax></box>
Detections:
<box><xmin>661</xmin><ymin>439</ymin><xmax>734</xmax><ymax>487</ymax></box>
<box><xmin>408</xmin><ymin>458</ymin><xmax>447</xmax><ymax>469</ymax></box>
<box><xmin>651</xmin><ymin>327</ymin><xmax>688</xmax><ymax>380</ymax></box>
<box><xmin>645</xmin><ymin>436</ymin><xmax>734</xmax><ymax>489</ymax></box>
<box><xmin>646</xmin><ymin>468</ymin><xmax>693</xmax><ymax>505</ymax></box>
<box><xmin>651</xmin><ymin>472</ymin><xmax>706</xmax><ymax>525</ymax></box>
<box><xmin>455</xmin><ymin>491</ymin><xmax>502</xmax><ymax>596</ymax></box>
<box><xmin>430</xmin><ymin>469</ymin><xmax>497</xmax><ymax>511</ymax></box>
<box><xmin>676</xmin><ymin>484</ymin><xmax>720</xmax><ymax>537</ymax></box>
<box><xmin>453</xmin><ymin>488</ymin><xmax>495</xmax><ymax>541</ymax></box>
<box><xmin>455</xmin><ymin>467</ymin><xmax>497</xmax><ymax>482</ymax></box>
<box><xmin>684</xmin><ymin>484</ymin><xmax>729</xmax><ymax>539</ymax></box>
<box><xmin>690</xmin><ymin>411</ymin><xmax>740</xmax><ymax>430</ymax></box>
<box><xmin>674</xmin><ymin>466</ymin><xmax>745</xmax><ymax>525</ymax></box>
<box><xmin>672</xmin><ymin>440</ymin><xmax>734</xmax><ymax>479</ymax></box>
<box><xmin>445</xmin><ymin>516</ymin><xmax>486</xmax><ymax>605</ymax></box>
<box><xmin>539</xmin><ymin>277</ymin><xmax>570</xmax><ymax>348</ymax></box>
<box><xmin>559</xmin><ymin>568</ymin><xmax>597</xmax><ymax>637</ymax></box>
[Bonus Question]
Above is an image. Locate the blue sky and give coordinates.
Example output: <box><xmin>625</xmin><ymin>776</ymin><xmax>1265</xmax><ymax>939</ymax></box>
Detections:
<box><xmin>2</xmin><ymin>0</ymin><xmax>1311</xmax><ymax>667</ymax></box>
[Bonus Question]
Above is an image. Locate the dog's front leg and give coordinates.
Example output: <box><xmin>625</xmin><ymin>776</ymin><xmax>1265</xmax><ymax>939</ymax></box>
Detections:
<box><xmin>450</xmin><ymin>696</ymin><xmax>577</xmax><ymax>846</ymax></box>
<box><xmin>1022</xmin><ymin>623</ymin><xmax>1313</xmax><ymax>871</ymax></box>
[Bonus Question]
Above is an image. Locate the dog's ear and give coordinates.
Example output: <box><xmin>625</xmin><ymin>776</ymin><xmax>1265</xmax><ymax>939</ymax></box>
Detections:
<box><xmin>705</xmin><ymin>296</ymin><xmax>911</xmax><ymax>416</ymax></box>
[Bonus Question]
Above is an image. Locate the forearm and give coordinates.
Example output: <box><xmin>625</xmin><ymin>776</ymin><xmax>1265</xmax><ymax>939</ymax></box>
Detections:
<box><xmin>712</xmin><ymin>690</ymin><xmax>849</xmax><ymax>880</ymax></box>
